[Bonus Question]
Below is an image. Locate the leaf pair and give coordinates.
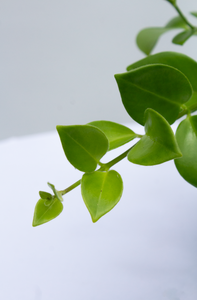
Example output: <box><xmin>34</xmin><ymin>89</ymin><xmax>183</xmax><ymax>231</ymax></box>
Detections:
<box><xmin>136</xmin><ymin>13</ymin><xmax>197</xmax><ymax>55</ymax></box>
<box><xmin>55</xmin><ymin>122</ymin><xmax>135</xmax><ymax>222</ymax></box>
<box><xmin>56</xmin><ymin>121</ymin><xmax>137</xmax><ymax>173</ymax></box>
<box><xmin>33</xmin><ymin>169</ymin><xmax>123</xmax><ymax>225</ymax></box>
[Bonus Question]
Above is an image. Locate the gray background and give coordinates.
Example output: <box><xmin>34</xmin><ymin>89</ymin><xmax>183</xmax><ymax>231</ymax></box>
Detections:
<box><xmin>1</xmin><ymin>0</ymin><xmax>197</xmax><ymax>139</ymax></box>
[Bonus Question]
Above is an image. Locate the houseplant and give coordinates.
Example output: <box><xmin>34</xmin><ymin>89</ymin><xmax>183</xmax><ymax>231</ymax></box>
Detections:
<box><xmin>32</xmin><ymin>0</ymin><xmax>197</xmax><ymax>227</ymax></box>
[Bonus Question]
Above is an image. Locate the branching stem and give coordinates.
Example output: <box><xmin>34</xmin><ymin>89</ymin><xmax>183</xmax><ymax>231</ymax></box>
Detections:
<box><xmin>172</xmin><ymin>2</ymin><xmax>195</xmax><ymax>29</ymax></box>
<box><xmin>59</xmin><ymin>142</ymin><xmax>138</xmax><ymax>196</ymax></box>
<box><xmin>50</xmin><ymin>1</ymin><xmax>197</xmax><ymax>199</ymax></box>
<box><xmin>55</xmin><ymin>100</ymin><xmax>196</xmax><ymax>198</ymax></box>
<box><xmin>59</xmin><ymin>180</ymin><xmax>81</xmax><ymax>196</ymax></box>
<box><xmin>103</xmin><ymin>143</ymin><xmax>137</xmax><ymax>170</ymax></box>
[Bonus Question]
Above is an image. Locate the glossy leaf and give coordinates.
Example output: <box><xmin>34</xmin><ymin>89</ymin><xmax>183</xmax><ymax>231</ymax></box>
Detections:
<box><xmin>136</xmin><ymin>15</ymin><xmax>188</xmax><ymax>55</ymax></box>
<box><xmin>127</xmin><ymin>51</ymin><xmax>197</xmax><ymax>114</ymax></box>
<box><xmin>56</xmin><ymin>125</ymin><xmax>109</xmax><ymax>172</ymax></box>
<box><xmin>175</xmin><ymin>116</ymin><xmax>197</xmax><ymax>187</ymax></box>
<box><xmin>115</xmin><ymin>64</ymin><xmax>192</xmax><ymax>125</ymax></box>
<box><xmin>128</xmin><ymin>109</ymin><xmax>182</xmax><ymax>166</ymax></box>
<box><xmin>172</xmin><ymin>29</ymin><xmax>196</xmax><ymax>45</ymax></box>
<box><xmin>81</xmin><ymin>170</ymin><xmax>123</xmax><ymax>222</ymax></box>
<box><xmin>127</xmin><ymin>52</ymin><xmax>197</xmax><ymax>89</ymax></box>
<box><xmin>32</xmin><ymin>197</ymin><xmax>63</xmax><ymax>227</ymax></box>
<box><xmin>39</xmin><ymin>191</ymin><xmax>53</xmax><ymax>200</ymax></box>
<box><xmin>48</xmin><ymin>182</ymin><xmax>63</xmax><ymax>202</ymax></box>
<box><xmin>88</xmin><ymin>120</ymin><xmax>137</xmax><ymax>150</ymax></box>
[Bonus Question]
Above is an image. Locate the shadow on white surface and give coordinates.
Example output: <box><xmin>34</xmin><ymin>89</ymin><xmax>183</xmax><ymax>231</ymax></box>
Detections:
<box><xmin>0</xmin><ymin>123</ymin><xmax>197</xmax><ymax>299</ymax></box>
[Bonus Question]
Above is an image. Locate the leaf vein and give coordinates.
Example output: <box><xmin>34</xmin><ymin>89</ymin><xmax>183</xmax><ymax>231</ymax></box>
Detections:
<box><xmin>121</xmin><ymin>78</ymin><xmax>181</xmax><ymax>106</ymax></box>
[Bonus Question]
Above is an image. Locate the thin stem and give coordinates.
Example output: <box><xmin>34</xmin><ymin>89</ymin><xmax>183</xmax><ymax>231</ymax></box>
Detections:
<box><xmin>59</xmin><ymin>179</ymin><xmax>81</xmax><ymax>196</ymax></box>
<box><xmin>58</xmin><ymin>142</ymin><xmax>138</xmax><ymax>196</ymax></box>
<box><xmin>51</xmin><ymin>99</ymin><xmax>196</xmax><ymax>198</ymax></box>
<box><xmin>104</xmin><ymin>144</ymin><xmax>137</xmax><ymax>170</ymax></box>
<box><xmin>173</xmin><ymin>3</ymin><xmax>195</xmax><ymax>29</ymax></box>
<box><xmin>177</xmin><ymin>102</ymin><xmax>197</xmax><ymax>119</ymax></box>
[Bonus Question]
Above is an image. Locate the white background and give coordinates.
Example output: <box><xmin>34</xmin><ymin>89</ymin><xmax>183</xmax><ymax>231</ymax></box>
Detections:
<box><xmin>0</xmin><ymin>122</ymin><xmax>197</xmax><ymax>299</ymax></box>
<box><xmin>0</xmin><ymin>1</ymin><xmax>197</xmax><ymax>299</ymax></box>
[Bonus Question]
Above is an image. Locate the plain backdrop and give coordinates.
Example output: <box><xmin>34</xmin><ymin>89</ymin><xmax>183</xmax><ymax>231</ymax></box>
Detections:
<box><xmin>0</xmin><ymin>0</ymin><xmax>197</xmax><ymax>139</ymax></box>
<box><xmin>0</xmin><ymin>1</ymin><xmax>197</xmax><ymax>299</ymax></box>
<box><xmin>0</xmin><ymin>122</ymin><xmax>197</xmax><ymax>300</ymax></box>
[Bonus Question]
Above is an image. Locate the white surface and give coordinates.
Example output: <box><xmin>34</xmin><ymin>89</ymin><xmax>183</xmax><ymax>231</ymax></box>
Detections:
<box><xmin>1</xmin><ymin>0</ymin><xmax>197</xmax><ymax>139</ymax></box>
<box><xmin>0</xmin><ymin>122</ymin><xmax>197</xmax><ymax>299</ymax></box>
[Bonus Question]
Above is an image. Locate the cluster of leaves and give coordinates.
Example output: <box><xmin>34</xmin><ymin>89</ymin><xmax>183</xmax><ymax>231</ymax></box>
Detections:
<box><xmin>137</xmin><ymin>5</ymin><xmax>197</xmax><ymax>55</ymax></box>
<box><xmin>33</xmin><ymin>0</ymin><xmax>197</xmax><ymax>227</ymax></box>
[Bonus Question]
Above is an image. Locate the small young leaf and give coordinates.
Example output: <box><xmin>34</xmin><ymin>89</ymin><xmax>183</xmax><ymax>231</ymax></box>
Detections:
<box><xmin>56</xmin><ymin>125</ymin><xmax>109</xmax><ymax>172</ymax></box>
<box><xmin>88</xmin><ymin>120</ymin><xmax>137</xmax><ymax>150</ymax></box>
<box><xmin>172</xmin><ymin>29</ymin><xmax>196</xmax><ymax>45</ymax></box>
<box><xmin>115</xmin><ymin>64</ymin><xmax>192</xmax><ymax>125</ymax></box>
<box><xmin>165</xmin><ymin>15</ymin><xmax>188</xmax><ymax>29</ymax></box>
<box><xmin>127</xmin><ymin>51</ymin><xmax>197</xmax><ymax>114</ymax></box>
<box><xmin>136</xmin><ymin>15</ymin><xmax>188</xmax><ymax>55</ymax></box>
<box><xmin>32</xmin><ymin>197</ymin><xmax>63</xmax><ymax>227</ymax></box>
<box><xmin>39</xmin><ymin>191</ymin><xmax>53</xmax><ymax>200</ymax></box>
<box><xmin>128</xmin><ymin>109</ymin><xmax>182</xmax><ymax>166</ymax></box>
<box><xmin>48</xmin><ymin>182</ymin><xmax>63</xmax><ymax>202</ymax></box>
<box><xmin>175</xmin><ymin>116</ymin><xmax>197</xmax><ymax>187</ymax></box>
<box><xmin>136</xmin><ymin>28</ymin><xmax>169</xmax><ymax>56</ymax></box>
<box><xmin>81</xmin><ymin>170</ymin><xmax>123</xmax><ymax>222</ymax></box>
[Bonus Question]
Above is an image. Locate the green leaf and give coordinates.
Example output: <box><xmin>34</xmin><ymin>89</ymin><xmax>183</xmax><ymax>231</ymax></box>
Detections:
<box><xmin>128</xmin><ymin>109</ymin><xmax>182</xmax><ymax>166</ymax></box>
<box><xmin>127</xmin><ymin>52</ymin><xmax>197</xmax><ymax>111</ymax></box>
<box><xmin>174</xmin><ymin>116</ymin><xmax>197</xmax><ymax>187</ymax></box>
<box><xmin>47</xmin><ymin>182</ymin><xmax>63</xmax><ymax>202</ymax></box>
<box><xmin>172</xmin><ymin>29</ymin><xmax>196</xmax><ymax>45</ymax></box>
<box><xmin>81</xmin><ymin>170</ymin><xmax>123</xmax><ymax>222</ymax></box>
<box><xmin>32</xmin><ymin>197</ymin><xmax>63</xmax><ymax>227</ymax></box>
<box><xmin>88</xmin><ymin>120</ymin><xmax>137</xmax><ymax>150</ymax></box>
<box><xmin>165</xmin><ymin>15</ymin><xmax>188</xmax><ymax>29</ymax></box>
<box><xmin>39</xmin><ymin>191</ymin><xmax>53</xmax><ymax>200</ymax></box>
<box><xmin>136</xmin><ymin>28</ymin><xmax>169</xmax><ymax>56</ymax></box>
<box><xmin>127</xmin><ymin>51</ymin><xmax>197</xmax><ymax>114</ymax></box>
<box><xmin>56</xmin><ymin>125</ymin><xmax>109</xmax><ymax>172</ymax></box>
<box><xmin>127</xmin><ymin>52</ymin><xmax>197</xmax><ymax>114</ymax></box>
<box><xmin>126</xmin><ymin>52</ymin><xmax>197</xmax><ymax>89</ymax></box>
<box><xmin>115</xmin><ymin>64</ymin><xmax>192</xmax><ymax>125</ymax></box>
<box><xmin>136</xmin><ymin>16</ymin><xmax>188</xmax><ymax>55</ymax></box>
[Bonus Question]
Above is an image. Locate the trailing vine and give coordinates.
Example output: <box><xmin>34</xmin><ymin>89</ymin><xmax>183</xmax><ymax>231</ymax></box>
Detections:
<box><xmin>33</xmin><ymin>0</ymin><xmax>197</xmax><ymax>227</ymax></box>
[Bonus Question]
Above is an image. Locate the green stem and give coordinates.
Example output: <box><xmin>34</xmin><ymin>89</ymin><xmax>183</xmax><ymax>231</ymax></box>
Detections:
<box><xmin>59</xmin><ymin>179</ymin><xmax>81</xmax><ymax>196</ymax></box>
<box><xmin>177</xmin><ymin>102</ymin><xmax>197</xmax><ymax>119</ymax></box>
<box><xmin>104</xmin><ymin>144</ymin><xmax>136</xmax><ymax>170</ymax></box>
<box><xmin>58</xmin><ymin>143</ymin><xmax>138</xmax><ymax>196</ymax></box>
<box><xmin>49</xmin><ymin>99</ymin><xmax>196</xmax><ymax>198</ymax></box>
<box><xmin>173</xmin><ymin>3</ymin><xmax>195</xmax><ymax>29</ymax></box>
